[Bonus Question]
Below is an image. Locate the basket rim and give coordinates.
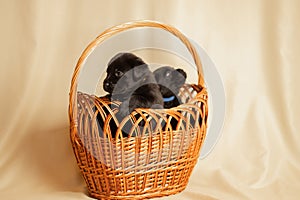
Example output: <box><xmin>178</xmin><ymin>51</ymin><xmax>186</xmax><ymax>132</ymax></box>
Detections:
<box><xmin>69</xmin><ymin>20</ymin><xmax>205</xmax><ymax>134</ymax></box>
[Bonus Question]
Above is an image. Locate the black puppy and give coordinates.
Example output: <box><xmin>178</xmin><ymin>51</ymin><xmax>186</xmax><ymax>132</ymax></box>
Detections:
<box><xmin>153</xmin><ymin>66</ymin><xmax>187</xmax><ymax>108</ymax></box>
<box><xmin>101</xmin><ymin>52</ymin><xmax>164</xmax><ymax>137</ymax></box>
<box><xmin>153</xmin><ymin>66</ymin><xmax>187</xmax><ymax>130</ymax></box>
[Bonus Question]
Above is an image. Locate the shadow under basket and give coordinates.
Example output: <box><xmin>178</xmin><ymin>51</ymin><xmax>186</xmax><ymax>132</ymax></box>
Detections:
<box><xmin>69</xmin><ymin>21</ymin><xmax>209</xmax><ymax>199</ymax></box>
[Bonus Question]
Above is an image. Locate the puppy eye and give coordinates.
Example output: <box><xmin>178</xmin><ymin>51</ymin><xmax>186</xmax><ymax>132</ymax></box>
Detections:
<box><xmin>166</xmin><ymin>71</ymin><xmax>171</xmax><ymax>77</ymax></box>
<box><xmin>115</xmin><ymin>70</ymin><xmax>124</xmax><ymax>77</ymax></box>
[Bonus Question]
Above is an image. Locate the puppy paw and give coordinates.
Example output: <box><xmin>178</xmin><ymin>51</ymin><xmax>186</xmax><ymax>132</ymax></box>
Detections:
<box><xmin>151</xmin><ymin>104</ymin><xmax>164</xmax><ymax>110</ymax></box>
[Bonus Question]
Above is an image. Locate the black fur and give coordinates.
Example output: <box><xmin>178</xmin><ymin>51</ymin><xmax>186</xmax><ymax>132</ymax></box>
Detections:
<box><xmin>154</xmin><ymin>66</ymin><xmax>187</xmax><ymax>130</ymax></box>
<box><xmin>153</xmin><ymin>66</ymin><xmax>187</xmax><ymax>108</ymax></box>
<box><xmin>99</xmin><ymin>52</ymin><xmax>164</xmax><ymax>138</ymax></box>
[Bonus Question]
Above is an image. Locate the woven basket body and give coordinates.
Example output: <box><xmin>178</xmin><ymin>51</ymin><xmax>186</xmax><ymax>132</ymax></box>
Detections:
<box><xmin>69</xmin><ymin>21</ymin><xmax>208</xmax><ymax>199</ymax></box>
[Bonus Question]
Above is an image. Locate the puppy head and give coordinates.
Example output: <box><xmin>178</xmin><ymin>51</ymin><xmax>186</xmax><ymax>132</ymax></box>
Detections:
<box><xmin>154</xmin><ymin>66</ymin><xmax>187</xmax><ymax>97</ymax></box>
<box><xmin>103</xmin><ymin>52</ymin><xmax>149</xmax><ymax>94</ymax></box>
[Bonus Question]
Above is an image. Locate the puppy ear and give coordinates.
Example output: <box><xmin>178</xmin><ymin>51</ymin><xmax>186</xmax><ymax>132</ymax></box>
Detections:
<box><xmin>132</xmin><ymin>64</ymin><xmax>148</xmax><ymax>81</ymax></box>
<box><xmin>128</xmin><ymin>56</ymin><xmax>146</xmax><ymax>66</ymax></box>
<box><xmin>173</xmin><ymin>68</ymin><xmax>187</xmax><ymax>86</ymax></box>
<box><xmin>176</xmin><ymin>68</ymin><xmax>187</xmax><ymax>79</ymax></box>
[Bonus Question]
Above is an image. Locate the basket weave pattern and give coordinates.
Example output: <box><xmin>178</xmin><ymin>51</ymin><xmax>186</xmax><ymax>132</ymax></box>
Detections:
<box><xmin>69</xmin><ymin>21</ymin><xmax>208</xmax><ymax>199</ymax></box>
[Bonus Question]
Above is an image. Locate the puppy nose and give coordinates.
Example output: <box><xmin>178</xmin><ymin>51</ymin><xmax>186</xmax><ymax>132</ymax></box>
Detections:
<box><xmin>103</xmin><ymin>81</ymin><xmax>111</xmax><ymax>90</ymax></box>
<box><xmin>104</xmin><ymin>82</ymin><xmax>110</xmax><ymax>87</ymax></box>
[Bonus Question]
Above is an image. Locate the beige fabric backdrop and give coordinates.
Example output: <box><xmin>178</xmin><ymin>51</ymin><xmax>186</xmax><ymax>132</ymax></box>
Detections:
<box><xmin>1</xmin><ymin>0</ymin><xmax>299</xmax><ymax>199</ymax></box>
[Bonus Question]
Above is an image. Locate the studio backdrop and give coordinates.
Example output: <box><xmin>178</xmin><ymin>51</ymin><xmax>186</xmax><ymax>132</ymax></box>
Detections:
<box><xmin>0</xmin><ymin>0</ymin><xmax>299</xmax><ymax>200</ymax></box>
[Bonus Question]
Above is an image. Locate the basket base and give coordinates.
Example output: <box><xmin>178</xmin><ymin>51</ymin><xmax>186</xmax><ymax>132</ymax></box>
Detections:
<box><xmin>88</xmin><ymin>184</ymin><xmax>187</xmax><ymax>200</ymax></box>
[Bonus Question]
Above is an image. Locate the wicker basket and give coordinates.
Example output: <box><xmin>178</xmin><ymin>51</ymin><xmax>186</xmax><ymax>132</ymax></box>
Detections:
<box><xmin>69</xmin><ymin>20</ymin><xmax>208</xmax><ymax>199</ymax></box>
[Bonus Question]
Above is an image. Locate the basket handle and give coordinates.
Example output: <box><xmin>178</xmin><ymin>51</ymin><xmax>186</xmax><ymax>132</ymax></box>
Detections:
<box><xmin>69</xmin><ymin>20</ymin><xmax>205</xmax><ymax>130</ymax></box>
